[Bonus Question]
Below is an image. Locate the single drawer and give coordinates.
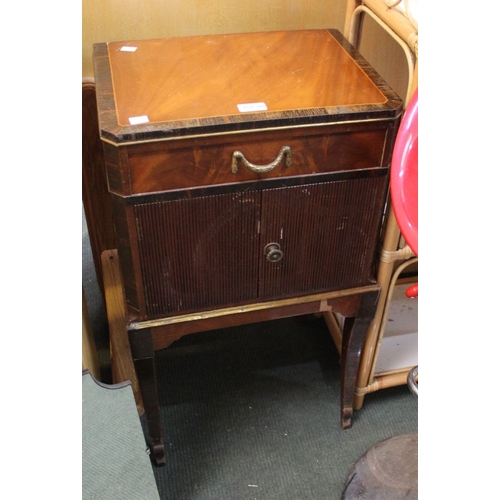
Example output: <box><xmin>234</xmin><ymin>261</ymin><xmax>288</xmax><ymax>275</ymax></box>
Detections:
<box><xmin>125</xmin><ymin>123</ymin><xmax>389</xmax><ymax>195</ymax></box>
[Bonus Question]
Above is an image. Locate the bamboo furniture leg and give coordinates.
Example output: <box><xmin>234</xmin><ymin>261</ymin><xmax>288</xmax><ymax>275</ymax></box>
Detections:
<box><xmin>354</xmin><ymin>207</ymin><xmax>410</xmax><ymax>409</ymax></box>
<box><xmin>342</xmin><ymin>0</ymin><xmax>418</xmax><ymax>409</ymax></box>
<box><xmin>322</xmin><ymin>211</ymin><xmax>411</xmax><ymax>412</ymax></box>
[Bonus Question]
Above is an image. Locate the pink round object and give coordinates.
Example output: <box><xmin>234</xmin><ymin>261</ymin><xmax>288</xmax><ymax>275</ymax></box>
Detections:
<box><xmin>390</xmin><ymin>89</ymin><xmax>418</xmax><ymax>257</ymax></box>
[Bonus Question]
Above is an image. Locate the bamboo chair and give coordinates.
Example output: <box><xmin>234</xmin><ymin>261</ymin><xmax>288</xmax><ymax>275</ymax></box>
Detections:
<box><xmin>325</xmin><ymin>0</ymin><xmax>418</xmax><ymax>411</ymax></box>
<box><xmin>342</xmin><ymin>83</ymin><xmax>418</xmax><ymax>500</ymax></box>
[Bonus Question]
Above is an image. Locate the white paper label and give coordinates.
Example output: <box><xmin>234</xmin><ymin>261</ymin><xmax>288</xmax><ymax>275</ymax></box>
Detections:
<box><xmin>129</xmin><ymin>115</ymin><xmax>149</xmax><ymax>125</ymax></box>
<box><xmin>120</xmin><ymin>46</ymin><xmax>137</xmax><ymax>52</ymax></box>
<box><xmin>237</xmin><ymin>102</ymin><xmax>268</xmax><ymax>113</ymax></box>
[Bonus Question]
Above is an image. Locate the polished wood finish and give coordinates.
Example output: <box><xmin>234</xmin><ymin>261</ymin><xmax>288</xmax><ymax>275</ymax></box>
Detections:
<box><xmin>93</xmin><ymin>29</ymin><xmax>403</xmax><ymax>466</ymax></box>
<box><xmin>82</xmin><ymin>79</ymin><xmax>116</xmax><ymax>294</ymax></box>
<box><xmin>147</xmin><ymin>289</ymin><xmax>368</xmax><ymax>351</ymax></box>
<box><xmin>129</xmin><ymin>173</ymin><xmax>387</xmax><ymax>320</ymax></box>
<box><xmin>121</xmin><ymin>124</ymin><xmax>388</xmax><ymax>195</ymax></box>
<box><xmin>93</xmin><ymin>29</ymin><xmax>400</xmax><ymax>143</ymax></box>
<box><xmin>106</xmin><ymin>30</ymin><xmax>386</xmax><ymax>126</ymax></box>
<box><xmin>101</xmin><ymin>250</ymin><xmax>144</xmax><ymax>415</ymax></box>
<box><xmin>340</xmin><ymin>290</ymin><xmax>379</xmax><ymax>428</ymax></box>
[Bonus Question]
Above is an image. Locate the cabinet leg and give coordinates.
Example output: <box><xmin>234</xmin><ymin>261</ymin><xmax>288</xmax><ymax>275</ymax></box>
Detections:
<box><xmin>129</xmin><ymin>329</ymin><xmax>166</xmax><ymax>466</ymax></box>
<box><xmin>340</xmin><ymin>290</ymin><xmax>380</xmax><ymax>429</ymax></box>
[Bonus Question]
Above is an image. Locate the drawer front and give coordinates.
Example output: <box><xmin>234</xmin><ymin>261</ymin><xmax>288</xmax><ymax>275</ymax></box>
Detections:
<box><xmin>126</xmin><ymin>124</ymin><xmax>389</xmax><ymax>195</ymax></box>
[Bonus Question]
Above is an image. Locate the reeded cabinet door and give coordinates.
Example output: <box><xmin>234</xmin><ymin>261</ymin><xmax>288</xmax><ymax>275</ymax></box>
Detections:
<box><xmin>259</xmin><ymin>175</ymin><xmax>387</xmax><ymax>298</ymax></box>
<box><xmin>133</xmin><ymin>173</ymin><xmax>386</xmax><ymax>318</ymax></box>
<box><xmin>134</xmin><ymin>190</ymin><xmax>261</xmax><ymax>317</ymax></box>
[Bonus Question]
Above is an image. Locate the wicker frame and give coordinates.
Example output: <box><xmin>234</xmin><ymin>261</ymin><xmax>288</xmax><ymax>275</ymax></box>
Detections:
<box><xmin>341</xmin><ymin>0</ymin><xmax>418</xmax><ymax>409</ymax></box>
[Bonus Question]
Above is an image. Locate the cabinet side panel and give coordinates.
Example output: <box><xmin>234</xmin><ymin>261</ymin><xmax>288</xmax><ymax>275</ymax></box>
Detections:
<box><xmin>112</xmin><ymin>196</ymin><xmax>140</xmax><ymax>310</ymax></box>
<box><xmin>133</xmin><ymin>191</ymin><xmax>261</xmax><ymax>318</ymax></box>
<box><xmin>103</xmin><ymin>143</ymin><xmax>127</xmax><ymax>194</ymax></box>
<box><xmin>259</xmin><ymin>175</ymin><xmax>387</xmax><ymax>298</ymax></box>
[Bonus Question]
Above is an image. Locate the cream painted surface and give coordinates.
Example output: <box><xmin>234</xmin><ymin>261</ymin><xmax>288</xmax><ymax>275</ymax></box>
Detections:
<box><xmin>82</xmin><ymin>0</ymin><xmax>348</xmax><ymax>78</ymax></box>
<box><xmin>357</xmin><ymin>14</ymin><xmax>409</xmax><ymax>105</ymax></box>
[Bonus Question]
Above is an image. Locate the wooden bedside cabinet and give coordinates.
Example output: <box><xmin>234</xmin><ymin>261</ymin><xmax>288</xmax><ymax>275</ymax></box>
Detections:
<box><xmin>93</xmin><ymin>29</ymin><xmax>402</xmax><ymax>466</ymax></box>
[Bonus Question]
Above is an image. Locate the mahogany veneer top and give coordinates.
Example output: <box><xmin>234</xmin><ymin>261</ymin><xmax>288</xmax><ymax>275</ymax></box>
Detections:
<box><xmin>94</xmin><ymin>30</ymin><xmax>402</xmax><ymax>143</ymax></box>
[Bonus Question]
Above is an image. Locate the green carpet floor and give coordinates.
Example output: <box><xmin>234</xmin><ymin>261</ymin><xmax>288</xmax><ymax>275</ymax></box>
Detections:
<box><xmin>149</xmin><ymin>315</ymin><xmax>418</xmax><ymax>499</ymax></box>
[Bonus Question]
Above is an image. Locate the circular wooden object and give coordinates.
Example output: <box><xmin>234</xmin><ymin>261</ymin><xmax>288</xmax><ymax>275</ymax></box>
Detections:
<box><xmin>342</xmin><ymin>433</ymin><xmax>418</xmax><ymax>499</ymax></box>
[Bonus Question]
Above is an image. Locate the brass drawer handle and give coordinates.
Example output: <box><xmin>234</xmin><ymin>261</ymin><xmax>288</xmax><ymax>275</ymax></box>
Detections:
<box><xmin>232</xmin><ymin>146</ymin><xmax>292</xmax><ymax>174</ymax></box>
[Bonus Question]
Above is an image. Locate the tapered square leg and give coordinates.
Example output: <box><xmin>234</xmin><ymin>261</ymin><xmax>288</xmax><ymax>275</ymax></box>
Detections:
<box><xmin>340</xmin><ymin>290</ymin><xmax>380</xmax><ymax>429</ymax></box>
<box><xmin>128</xmin><ymin>328</ymin><xmax>165</xmax><ymax>466</ymax></box>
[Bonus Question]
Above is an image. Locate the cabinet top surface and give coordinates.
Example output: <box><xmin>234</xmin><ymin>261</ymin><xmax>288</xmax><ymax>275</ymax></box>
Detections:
<box><xmin>93</xmin><ymin>29</ymin><xmax>402</xmax><ymax>144</ymax></box>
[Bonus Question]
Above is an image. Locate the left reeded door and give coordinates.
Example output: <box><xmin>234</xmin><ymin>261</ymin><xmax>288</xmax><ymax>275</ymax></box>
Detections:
<box><xmin>134</xmin><ymin>190</ymin><xmax>261</xmax><ymax>318</ymax></box>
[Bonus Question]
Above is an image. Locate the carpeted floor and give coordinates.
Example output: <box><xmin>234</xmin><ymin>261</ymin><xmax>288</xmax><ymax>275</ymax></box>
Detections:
<box><xmin>83</xmin><ymin>208</ymin><xmax>418</xmax><ymax>499</ymax></box>
<box><xmin>150</xmin><ymin>317</ymin><xmax>417</xmax><ymax>499</ymax></box>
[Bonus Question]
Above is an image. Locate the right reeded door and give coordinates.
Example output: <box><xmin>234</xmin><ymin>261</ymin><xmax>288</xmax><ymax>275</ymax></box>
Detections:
<box><xmin>258</xmin><ymin>174</ymin><xmax>388</xmax><ymax>299</ymax></box>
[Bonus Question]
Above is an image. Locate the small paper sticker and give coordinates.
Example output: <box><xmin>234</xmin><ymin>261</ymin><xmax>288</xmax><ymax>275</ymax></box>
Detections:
<box><xmin>120</xmin><ymin>46</ymin><xmax>137</xmax><ymax>52</ymax></box>
<box><xmin>129</xmin><ymin>115</ymin><xmax>149</xmax><ymax>125</ymax></box>
<box><xmin>237</xmin><ymin>102</ymin><xmax>268</xmax><ymax>113</ymax></box>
